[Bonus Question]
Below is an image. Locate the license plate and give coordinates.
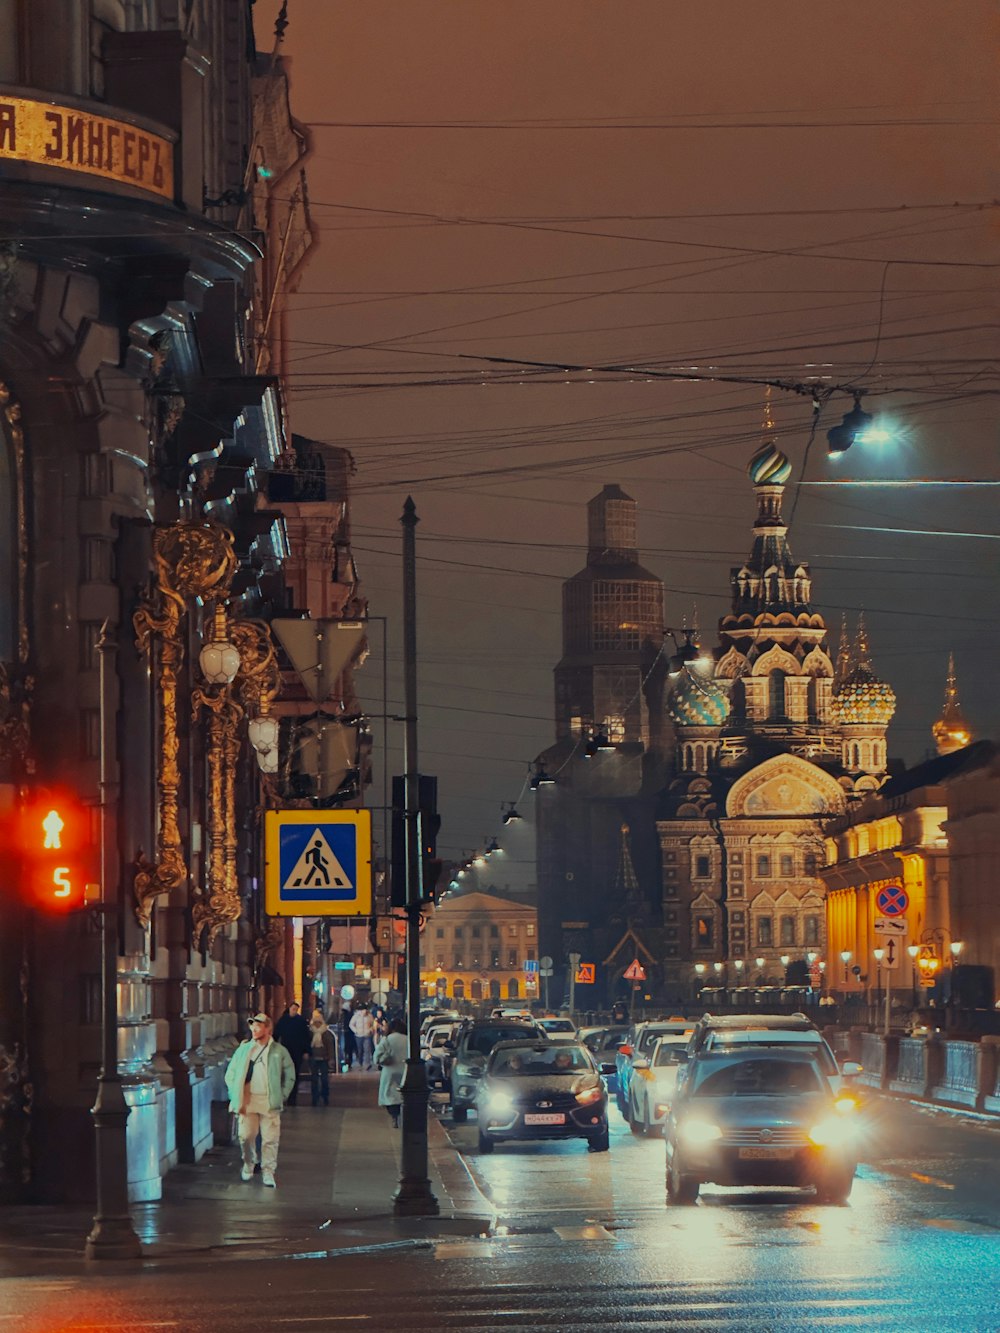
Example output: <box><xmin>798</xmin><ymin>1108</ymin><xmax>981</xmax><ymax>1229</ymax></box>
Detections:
<box><xmin>524</xmin><ymin>1113</ymin><xmax>565</xmax><ymax>1125</ymax></box>
<box><xmin>738</xmin><ymin>1147</ymin><xmax>795</xmax><ymax>1160</ymax></box>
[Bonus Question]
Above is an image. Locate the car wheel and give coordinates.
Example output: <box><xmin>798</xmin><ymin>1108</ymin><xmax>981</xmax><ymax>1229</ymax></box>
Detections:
<box><xmin>588</xmin><ymin>1123</ymin><xmax>610</xmax><ymax>1152</ymax></box>
<box><xmin>616</xmin><ymin>1089</ymin><xmax>627</xmax><ymax>1116</ymax></box>
<box><xmin>477</xmin><ymin>1131</ymin><xmax>494</xmax><ymax>1154</ymax></box>
<box><xmin>452</xmin><ymin>1105</ymin><xmax>468</xmax><ymax>1123</ymax></box>
<box><xmin>815</xmin><ymin>1172</ymin><xmax>854</xmax><ymax>1205</ymax></box>
<box><xmin>666</xmin><ymin>1159</ymin><xmax>699</xmax><ymax>1205</ymax></box>
<box><xmin>628</xmin><ymin>1096</ymin><xmax>644</xmax><ymax>1135</ymax></box>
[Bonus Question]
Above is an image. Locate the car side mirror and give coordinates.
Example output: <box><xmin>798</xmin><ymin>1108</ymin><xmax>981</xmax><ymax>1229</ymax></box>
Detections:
<box><xmin>840</xmin><ymin>1060</ymin><xmax>863</xmax><ymax>1077</ymax></box>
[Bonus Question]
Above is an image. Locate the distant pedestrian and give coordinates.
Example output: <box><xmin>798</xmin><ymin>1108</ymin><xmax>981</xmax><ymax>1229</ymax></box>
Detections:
<box><xmin>350</xmin><ymin>1005</ymin><xmax>376</xmax><ymax>1070</ymax></box>
<box><xmin>339</xmin><ymin>1004</ymin><xmax>357</xmax><ymax>1071</ymax></box>
<box><xmin>372</xmin><ymin>1005</ymin><xmax>389</xmax><ymax>1042</ymax></box>
<box><xmin>274</xmin><ymin>1001</ymin><xmax>311</xmax><ymax>1105</ymax></box>
<box><xmin>308</xmin><ymin>1011</ymin><xmax>336</xmax><ymax>1106</ymax></box>
<box><xmin>224</xmin><ymin>1013</ymin><xmax>295</xmax><ymax>1188</ymax></box>
<box><xmin>374</xmin><ymin>1019</ymin><xmax>408</xmax><ymax>1127</ymax></box>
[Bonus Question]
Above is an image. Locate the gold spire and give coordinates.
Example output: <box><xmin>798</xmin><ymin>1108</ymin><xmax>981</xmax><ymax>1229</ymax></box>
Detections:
<box><xmin>854</xmin><ymin>611</ymin><xmax>873</xmax><ymax>672</ymax></box>
<box><xmin>762</xmin><ymin>384</ymin><xmax>775</xmax><ymax>438</ymax></box>
<box><xmin>834</xmin><ymin>612</ymin><xmax>853</xmax><ymax>688</ymax></box>
<box><xmin>933</xmin><ymin>653</ymin><xmax>972</xmax><ymax>755</ymax></box>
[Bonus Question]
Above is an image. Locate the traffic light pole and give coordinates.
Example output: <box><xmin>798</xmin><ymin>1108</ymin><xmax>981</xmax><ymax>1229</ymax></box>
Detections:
<box><xmin>393</xmin><ymin>499</ymin><xmax>438</xmax><ymax>1218</ymax></box>
<box><xmin>85</xmin><ymin>623</ymin><xmax>141</xmax><ymax>1261</ymax></box>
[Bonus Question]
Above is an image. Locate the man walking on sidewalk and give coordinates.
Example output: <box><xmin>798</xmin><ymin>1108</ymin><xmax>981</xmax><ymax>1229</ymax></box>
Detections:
<box><xmin>274</xmin><ymin>1001</ymin><xmax>310</xmax><ymax>1105</ymax></box>
<box><xmin>225</xmin><ymin>1013</ymin><xmax>296</xmax><ymax>1188</ymax></box>
<box><xmin>349</xmin><ymin>1004</ymin><xmax>375</xmax><ymax>1071</ymax></box>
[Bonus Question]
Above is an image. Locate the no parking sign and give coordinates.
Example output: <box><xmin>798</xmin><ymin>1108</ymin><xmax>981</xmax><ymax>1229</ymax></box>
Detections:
<box><xmin>875</xmin><ymin>882</ymin><xmax>908</xmax><ymax>918</ymax></box>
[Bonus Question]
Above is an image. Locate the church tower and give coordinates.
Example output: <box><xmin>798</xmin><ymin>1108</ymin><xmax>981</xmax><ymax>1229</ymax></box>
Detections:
<box><xmin>554</xmin><ymin>485</ymin><xmax>666</xmax><ymax>751</ymax></box>
<box><xmin>831</xmin><ymin>613</ymin><xmax>896</xmax><ymax>780</ymax></box>
<box><xmin>932</xmin><ymin>653</ymin><xmax>972</xmax><ymax>755</ymax></box>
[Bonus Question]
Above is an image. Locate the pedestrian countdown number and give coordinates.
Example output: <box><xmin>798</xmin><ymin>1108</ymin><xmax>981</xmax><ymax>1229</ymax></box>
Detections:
<box><xmin>264</xmin><ymin>809</ymin><xmax>372</xmax><ymax>917</ymax></box>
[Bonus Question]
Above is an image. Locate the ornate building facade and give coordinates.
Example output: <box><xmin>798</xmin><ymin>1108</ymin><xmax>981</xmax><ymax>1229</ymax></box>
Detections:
<box><xmin>0</xmin><ymin>4</ymin><xmax>368</xmax><ymax>1207</ymax></box>
<box><xmin>656</xmin><ymin>430</ymin><xmax>897</xmax><ymax>997</ymax></box>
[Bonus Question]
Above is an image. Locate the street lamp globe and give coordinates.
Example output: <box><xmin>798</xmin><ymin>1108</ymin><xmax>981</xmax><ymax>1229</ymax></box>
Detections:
<box><xmin>873</xmin><ymin>947</ymin><xmax>885</xmax><ymax>963</ymax></box>
<box><xmin>694</xmin><ymin>963</ymin><xmax>706</xmax><ymax>976</ymax></box>
<box><xmin>840</xmin><ymin>950</ymin><xmax>852</xmax><ymax>964</ymax></box>
<box><xmin>755</xmin><ymin>957</ymin><xmax>765</xmax><ymax>970</ymax></box>
<box><xmin>713</xmin><ymin>961</ymin><xmax>724</xmax><ymax>974</ymax></box>
<box><xmin>780</xmin><ymin>954</ymin><xmax>790</xmax><ymax>967</ymax></box>
<box><xmin>950</xmin><ymin>941</ymin><xmax>964</xmax><ymax>958</ymax></box>
<box><xmin>199</xmin><ymin>606</ymin><xmax>240</xmax><ymax>685</ymax></box>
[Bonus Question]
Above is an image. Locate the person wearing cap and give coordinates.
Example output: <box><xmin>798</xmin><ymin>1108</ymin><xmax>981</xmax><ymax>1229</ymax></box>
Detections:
<box><xmin>224</xmin><ymin>1013</ymin><xmax>296</xmax><ymax>1187</ymax></box>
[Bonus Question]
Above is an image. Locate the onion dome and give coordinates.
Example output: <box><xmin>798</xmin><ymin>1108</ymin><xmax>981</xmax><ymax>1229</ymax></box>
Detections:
<box><xmin>831</xmin><ymin>615</ymin><xmax>895</xmax><ymax>727</ymax></box>
<box><xmin>932</xmin><ymin>653</ymin><xmax>972</xmax><ymax>755</ymax></box>
<box><xmin>748</xmin><ymin>441</ymin><xmax>792</xmax><ymax>487</ymax></box>
<box><xmin>668</xmin><ymin>665</ymin><xmax>731</xmax><ymax>727</ymax></box>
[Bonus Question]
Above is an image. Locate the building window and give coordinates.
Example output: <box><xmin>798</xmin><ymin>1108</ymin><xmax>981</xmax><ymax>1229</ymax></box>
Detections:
<box><xmin>489</xmin><ymin>925</ymin><xmax>499</xmax><ymax>938</ymax></box>
<box><xmin>453</xmin><ymin>980</ymin><xmax>465</xmax><ymax>1000</ymax></box>
<box><xmin>454</xmin><ymin>927</ymin><xmax>464</xmax><ymax>939</ymax></box>
<box><xmin>436</xmin><ymin>928</ymin><xmax>444</xmax><ymax>939</ymax></box>
<box><xmin>804</xmin><ymin>853</ymin><xmax>818</xmax><ymax>877</ymax></box>
<box><xmin>507</xmin><ymin>979</ymin><xmax>519</xmax><ymax>999</ymax></box>
<box><xmin>508</xmin><ymin>926</ymin><xmax>517</xmax><ymax>937</ymax></box>
<box><xmin>780</xmin><ymin>915</ymin><xmax>796</xmax><ymax>946</ymax></box>
<box><xmin>695</xmin><ymin>914</ymin><xmax>714</xmax><ymax>949</ymax></box>
<box><xmin>491</xmin><ymin>950</ymin><xmax>500</xmax><ymax>968</ymax></box>
<box><xmin>757</xmin><ymin>916</ymin><xmax>773</xmax><ymax>947</ymax></box>
<box><xmin>453</xmin><ymin>956</ymin><xmax>464</xmax><ymax>970</ymax></box>
<box><xmin>471</xmin><ymin>926</ymin><xmax>481</xmax><ymax>938</ymax></box>
<box><xmin>804</xmin><ymin>915</ymin><xmax>820</xmax><ymax>946</ymax></box>
<box><xmin>694</xmin><ymin>855</ymin><xmax>710</xmax><ymax>879</ymax></box>
<box><xmin>527</xmin><ymin>924</ymin><xmax>535</xmax><ymax>937</ymax></box>
<box><xmin>779</xmin><ymin>854</ymin><xmax>794</xmax><ymax>878</ymax></box>
<box><xmin>507</xmin><ymin>949</ymin><xmax>517</xmax><ymax>967</ymax></box>
<box><xmin>756</xmin><ymin>855</ymin><xmax>772</xmax><ymax>878</ymax></box>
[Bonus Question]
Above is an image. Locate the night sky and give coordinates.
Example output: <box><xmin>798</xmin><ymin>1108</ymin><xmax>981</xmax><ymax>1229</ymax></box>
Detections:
<box><xmin>252</xmin><ymin>2</ymin><xmax>1000</xmax><ymax>866</ymax></box>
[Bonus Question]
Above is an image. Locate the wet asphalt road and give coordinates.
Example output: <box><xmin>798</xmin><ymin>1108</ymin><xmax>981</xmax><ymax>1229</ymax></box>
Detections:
<box><xmin>4</xmin><ymin>1093</ymin><xmax>999</xmax><ymax>1332</ymax></box>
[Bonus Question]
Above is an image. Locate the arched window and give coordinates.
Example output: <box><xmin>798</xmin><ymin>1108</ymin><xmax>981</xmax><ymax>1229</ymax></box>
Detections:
<box><xmin>453</xmin><ymin>979</ymin><xmax>465</xmax><ymax>1000</ymax></box>
<box><xmin>489</xmin><ymin>980</ymin><xmax>501</xmax><ymax>1000</ymax></box>
<box><xmin>768</xmin><ymin>670</ymin><xmax>786</xmax><ymax>719</ymax></box>
<box><xmin>470</xmin><ymin>979</ymin><xmax>483</xmax><ymax>1001</ymax></box>
<box><xmin>507</xmin><ymin>978</ymin><xmax>519</xmax><ymax>999</ymax></box>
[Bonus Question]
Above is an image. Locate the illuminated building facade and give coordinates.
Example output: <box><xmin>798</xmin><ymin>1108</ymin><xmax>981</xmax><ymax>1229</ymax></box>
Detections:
<box><xmin>0</xmin><ymin>6</ymin><xmax>367</xmax><ymax>1206</ymax></box>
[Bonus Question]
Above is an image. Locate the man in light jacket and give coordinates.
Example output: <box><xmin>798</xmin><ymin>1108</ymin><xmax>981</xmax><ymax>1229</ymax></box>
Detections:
<box><xmin>225</xmin><ymin>1013</ymin><xmax>296</xmax><ymax>1187</ymax></box>
<box><xmin>349</xmin><ymin>1004</ymin><xmax>375</xmax><ymax>1071</ymax></box>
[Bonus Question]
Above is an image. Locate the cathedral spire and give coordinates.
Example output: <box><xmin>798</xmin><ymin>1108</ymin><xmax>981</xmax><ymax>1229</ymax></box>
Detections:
<box><xmin>834</xmin><ymin>612</ymin><xmax>853</xmax><ymax>688</ymax></box>
<box><xmin>615</xmin><ymin>823</ymin><xmax>646</xmax><ymax>924</ymax></box>
<box><xmin>932</xmin><ymin>653</ymin><xmax>972</xmax><ymax>755</ymax></box>
<box><xmin>854</xmin><ymin>611</ymin><xmax>873</xmax><ymax>672</ymax></box>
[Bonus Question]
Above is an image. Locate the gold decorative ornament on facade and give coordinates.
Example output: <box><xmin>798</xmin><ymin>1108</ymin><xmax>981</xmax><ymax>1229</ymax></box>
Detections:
<box><xmin>0</xmin><ymin>385</ymin><xmax>32</xmax><ymax>769</ymax></box>
<box><xmin>191</xmin><ymin>613</ymin><xmax>283</xmax><ymax>950</ymax></box>
<box><xmin>132</xmin><ymin>522</ymin><xmax>237</xmax><ymax>928</ymax></box>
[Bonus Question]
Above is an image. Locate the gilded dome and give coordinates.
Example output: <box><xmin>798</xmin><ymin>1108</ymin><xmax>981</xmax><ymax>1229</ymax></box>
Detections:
<box><xmin>668</xmin><ymin>666</ymin><xmax>731</xmax><ymax>727</ymax></box>
<box><xmin>832</xmin><ymin>664</ymin><xmax>896</xmax><ymax>727</ymax></box>
<box><xmin>748</xmin><ymin>442</ymin><xmax>792</xmax><ymax>486</ymax></box>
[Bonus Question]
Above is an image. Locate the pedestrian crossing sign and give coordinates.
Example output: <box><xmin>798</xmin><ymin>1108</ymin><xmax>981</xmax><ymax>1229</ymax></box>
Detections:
<box><xmin>264</xmin><ymin>809</ymin><xmax>372</xmax><ymax>917</ymax></box>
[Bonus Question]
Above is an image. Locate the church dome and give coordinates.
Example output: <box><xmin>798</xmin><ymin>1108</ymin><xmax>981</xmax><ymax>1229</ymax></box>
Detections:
<box><xmin>668</xmin><ymin>666</ymin><xmax>731</xmax><ymax>727</ymax></box>
<box><xmin>832</xmin><ymin>664</ymin><xmax>896</xmax><ymax>727</ymax></box>
<box><xmin>748</xmin><ymin>441</ymin><xmax>792</xmax><ymax>486</ymax></box>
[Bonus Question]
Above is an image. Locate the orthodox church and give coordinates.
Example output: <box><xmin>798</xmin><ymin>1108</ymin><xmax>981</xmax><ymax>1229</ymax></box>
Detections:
<box><xmin>655</xmin><ymin>426</ymin><xmax>897</xmax><ymax>996</ymax></box>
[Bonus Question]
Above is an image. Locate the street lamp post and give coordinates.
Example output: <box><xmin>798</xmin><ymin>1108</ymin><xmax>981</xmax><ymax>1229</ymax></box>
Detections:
<box><xmin>85</xmin><ymin>623</ymin><xmax>141</xmax><ymax>1261</ymax></box>
<box><xmin>840</xmin><ymin>950</ymin><xmax>852</xmax><ymax>996</ymax></box>
<box><xmin>393</xmin><ymin>499</ymin><xmax>438</xmax><ymax>1218</ymax></box>
<box><xmin>873</xmin><ymin>947</ymin><xmax>888</xmax><ymax>1034</ymax></box>
<box><xmin>906</xmin><ymin>944</ymin><xmax>919</xmax><ymax>1007</ymax></box>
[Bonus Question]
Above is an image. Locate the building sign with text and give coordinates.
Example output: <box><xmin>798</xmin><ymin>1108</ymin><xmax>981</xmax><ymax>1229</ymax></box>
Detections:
<box><xmin>0</xmin><ymin>95</ymin><xmax>174</xmax><ymax>200</ymax></box>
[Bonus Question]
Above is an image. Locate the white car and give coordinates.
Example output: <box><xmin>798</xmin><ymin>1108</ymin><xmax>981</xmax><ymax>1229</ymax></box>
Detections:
<box><xmin>627</xmin><ymin>1034</ymin><xmax>689</xmax><ymax>1135</ymax></box>
<box><xmin>536</xmin><ymin>1017</ymin><xmax>578</xmax><ymax>1043</ymax></box>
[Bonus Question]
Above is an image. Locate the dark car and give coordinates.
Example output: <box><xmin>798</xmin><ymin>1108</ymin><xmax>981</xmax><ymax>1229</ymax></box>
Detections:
<box><xmin>476</xmin><ymin>1040</ymin><xmax>610</xmax><ymax>1154</ymax></box>
<box><xmin>664</xmin><ymin>1048</ymin><xmax>860</xmax><ymax>1206</ymax></box>
<box><xmin>448</xmin><ymin>1018</ymin><xmax>541</xmax><ymax>1121</ymax></box>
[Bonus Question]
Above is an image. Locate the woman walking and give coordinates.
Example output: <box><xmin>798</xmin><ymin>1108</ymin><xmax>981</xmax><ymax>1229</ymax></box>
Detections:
<box><xmin>373</xmin><ymin>1018</ymin><xmax>408</xmax><ymax>1128</ymax></box>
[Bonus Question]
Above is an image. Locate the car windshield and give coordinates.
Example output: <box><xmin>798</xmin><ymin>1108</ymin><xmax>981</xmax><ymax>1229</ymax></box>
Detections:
<box><xmin>465</xmin><ymin>1026</ymin><xmax>531</xmax><ymax>1056</ymax></box>
<box><xmin>638</xmin><ymin>1026</ymin><xmax>677</xmax><ymax>1055</ymax></box>
<box><xmin>491</xmin><ymin>1045</ymin><xmax>591</xmax><ymax>1075</ymax></box>
<box><xmin>693</xmin><ymin>1058</ymin><xmax>822</xmax><ymax>1097</ymax></box>
<box><xmin>584</xmin><ymin>1030</ymin><xmax>625</xmax><ymax>1053</ymax></box>
<box><xmin>709</xmin><ymin>1034</ymin><xmax>836</xmax><ymax>1076</ymax></box>
<box><xmin>653</xmin><ymin>1040</ymin><xmax>687</xmax><ymax>1068</ymax></box>
<box><xmin>540</xmin><ymin>1020</ymin><xmax>575</xmax><ymax>1033</ymax></box>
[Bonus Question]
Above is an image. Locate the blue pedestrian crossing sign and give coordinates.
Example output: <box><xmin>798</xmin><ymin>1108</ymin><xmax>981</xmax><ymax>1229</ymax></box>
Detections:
<box><xmin>264</xmin><ymin>810</ymin><xmax>372</xmax><ymax>917</ymax></box>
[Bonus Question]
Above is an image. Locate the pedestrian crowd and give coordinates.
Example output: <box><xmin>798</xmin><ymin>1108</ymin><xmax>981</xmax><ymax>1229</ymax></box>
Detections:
<box><xmin>223</xmin><ymin>998</ymin><xmax>398</xmax><ymax>1188</ymax></box>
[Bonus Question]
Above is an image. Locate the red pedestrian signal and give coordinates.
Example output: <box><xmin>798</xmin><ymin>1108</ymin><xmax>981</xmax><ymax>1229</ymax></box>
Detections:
<box><xmin>16</xmin><ymin>795</ymin><xmax>95</xmax><ymax>911</ymax></box>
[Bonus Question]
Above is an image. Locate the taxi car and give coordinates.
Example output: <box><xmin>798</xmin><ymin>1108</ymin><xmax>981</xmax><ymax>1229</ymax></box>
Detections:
<box><xmin>477</xmin><ymin>1040</ymin><xmax>610</xmax><ymax>1154</ymax></box>
<box><xmin>626</xmin><ymin>1033</ymin><xmax>689</xmax><ymax>1135</ymax></box>
<box><xmin>664</xmin><ymin>1048</ymin><xmax>860</xmax><ymax>1205</ymax></box>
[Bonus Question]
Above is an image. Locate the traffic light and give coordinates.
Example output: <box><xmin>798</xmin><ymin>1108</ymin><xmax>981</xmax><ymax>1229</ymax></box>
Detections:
<box><xmin>16</xmin><ymin>792</ymin><xmax>95</xmax><ymax>912</ymax></box>
<box><xmin>390</xmin><ymin>774</ymin><xmax>442</xmax><ymax>908</ymax></box>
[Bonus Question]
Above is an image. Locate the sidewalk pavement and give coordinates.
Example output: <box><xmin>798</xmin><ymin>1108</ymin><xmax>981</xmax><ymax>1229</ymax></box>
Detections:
<box><xmin>0</xmin><ymin>1071</ymin><xmax>494</xmax><ymax>1277</ymax></box>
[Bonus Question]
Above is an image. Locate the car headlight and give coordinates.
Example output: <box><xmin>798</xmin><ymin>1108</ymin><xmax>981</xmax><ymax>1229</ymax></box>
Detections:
<box><xmin>679</xmin><ymin>1119</ymin><xmax>722</xmax><ymax>1146</ymax></box>
<box><xmin>834</xmin><ymin>1095</ymin><xmax>859</xmax><ymax>1114</ymax></box>
<box><xmin>809</xmin><ymin>1117</ymin><xmax>856</xmax><ymax>1148</ymax></box>
<box><xmin>575</xmin><ymin>1085</ymin><xmax>603</xmax><ymax>1106</ymax></box>
<box><xmin>487</xmin><ymin>1091</ymin><xmax>515</xmax><ymax>1115</ymax></box>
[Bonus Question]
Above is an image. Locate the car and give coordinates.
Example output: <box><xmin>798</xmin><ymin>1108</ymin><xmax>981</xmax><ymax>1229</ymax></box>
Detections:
<box><xmin>684</xmin><ymin>1014</ymin><xmax>861</xmax><ymax>1094</ymax></box>
<box><xmin>578</xmin><ymin>1025</ymin><xmax>630</xmax><ymax>1092</ymax></box>
<box><xmin>616</xmin><ymin>1019</ymin><xmax>693</xmax><ymax>1115</ymax></box>
<box><xmin>448</xmin><ymin>1018</ymin><xmax>542</xmax><ymax>1121</ymax></box>
<box><xmin>536</xmin><ymin>1017</ymin><xmax>578</xmax><ymax>1042</ymax></box>
<box><xmin>476</xmin><ymin>1040</ymin><xmax>610</xmax><ymax>1154</ymax></box>
<box><xmin>423</xmin><ymin>1023</ymin><xmax>458</xmax><ymax>1094</ymax></box>
<box><xmin>664</xmin><ymin>1048</ymin><xmax>860</xmax><ymax>1206</ymax></box>
<box><xmin>420</xmin><ymin>1010</ymin><xmax>461</xmax><ymax>1038</ymax></box>
<box><xmin>626</xmin><ymin>1034</ymin><xmax>689</xmax><ymax>1136</ymax></box>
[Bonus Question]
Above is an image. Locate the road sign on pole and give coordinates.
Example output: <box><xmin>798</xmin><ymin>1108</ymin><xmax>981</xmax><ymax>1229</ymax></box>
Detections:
<box><xmin>875</xmin><ymin>883</ymin><xmax>909</xmax><ymax>918</ymax></box>
<box><xmin>575</xmin><ymin>962</ymin><xmax>595</xmax><ymax>984</ymax></box>
<box><xmin>264</xmin><ymin>809</ymin><xmax>372</xmax><ymax>916</ymax></box>
<box><xmin>623</xmin><ymin>958</ymin><xmax>646</xmax><ymax>982</ymax></box>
